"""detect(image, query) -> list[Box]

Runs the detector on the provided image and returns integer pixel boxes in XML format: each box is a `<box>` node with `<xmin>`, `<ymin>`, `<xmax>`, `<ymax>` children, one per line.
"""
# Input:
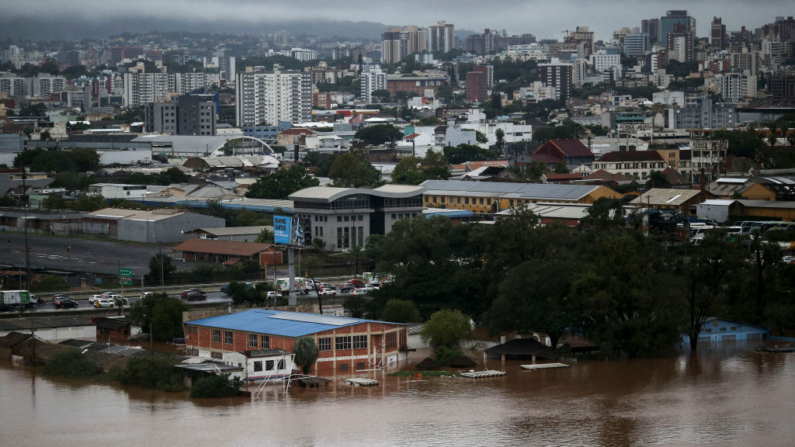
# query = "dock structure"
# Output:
<box><xmin>458</xmin><ymin>369</ymin><xmax>506</xmax><ymax>378</ymax></box>
<box><xmin>520</xmin><ymin>362</ymin><xmax>570</xmax><ymax>370</ymax></box>
<box><xmin>344</xmin><ymin>378</ymin><xmax>380</xmax><ymax>386</ymax></box>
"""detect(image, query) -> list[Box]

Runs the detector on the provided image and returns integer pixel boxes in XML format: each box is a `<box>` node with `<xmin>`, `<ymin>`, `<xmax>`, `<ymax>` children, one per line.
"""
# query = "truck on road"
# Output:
<box><xmin>0</xmin><ymin>290</ymin><xmax>34</xmax><ymax>312</ymax></box>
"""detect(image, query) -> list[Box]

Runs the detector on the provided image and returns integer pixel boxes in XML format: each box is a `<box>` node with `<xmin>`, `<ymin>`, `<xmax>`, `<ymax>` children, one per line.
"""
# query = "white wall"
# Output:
<box><xmin>98</xmin><ymin>149</ymin><xmax>153</xmax><ymax>166</ymax></box>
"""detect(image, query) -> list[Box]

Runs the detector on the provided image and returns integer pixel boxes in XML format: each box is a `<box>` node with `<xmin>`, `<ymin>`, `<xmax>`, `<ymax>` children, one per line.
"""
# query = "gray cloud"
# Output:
<box><xmin>1</xmin><ymin>0</ymin><xmax>792</xmax><ymax>40</ymax></box>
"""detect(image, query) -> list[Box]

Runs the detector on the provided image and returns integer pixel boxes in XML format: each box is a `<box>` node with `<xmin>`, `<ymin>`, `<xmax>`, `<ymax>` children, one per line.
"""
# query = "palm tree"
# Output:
<box><xmin>292</xmin><ymin>337</ymin><xmax>319</xmax><ymax>374</ymax></box>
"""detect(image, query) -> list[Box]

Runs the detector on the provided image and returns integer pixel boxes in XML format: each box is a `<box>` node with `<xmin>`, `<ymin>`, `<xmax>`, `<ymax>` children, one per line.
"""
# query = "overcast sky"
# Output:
<box><xmin>3</xmin><ymin>0</ymin><xmax>792</xmax><ymax>40</ymax></box>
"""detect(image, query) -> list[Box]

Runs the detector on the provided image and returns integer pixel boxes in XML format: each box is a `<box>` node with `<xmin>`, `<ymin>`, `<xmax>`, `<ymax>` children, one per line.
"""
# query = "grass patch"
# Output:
<box><xmin>388</xmin><ymin>370</ymin><xmax>453</xmax><ymax>377</ymax></box>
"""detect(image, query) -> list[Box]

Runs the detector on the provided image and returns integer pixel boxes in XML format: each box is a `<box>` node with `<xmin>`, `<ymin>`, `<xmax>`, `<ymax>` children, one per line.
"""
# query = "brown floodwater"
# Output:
<box><xmin>2</xmin><ymin>342</ymin><xmax>794</xmax><ymax>447</ymax></box>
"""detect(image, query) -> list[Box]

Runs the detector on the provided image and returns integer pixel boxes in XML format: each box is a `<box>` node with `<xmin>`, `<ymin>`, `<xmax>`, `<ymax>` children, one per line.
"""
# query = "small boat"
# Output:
<box><xmin>520</xmin><ymin>363</ymin><xmax>571</xmax><ymax>370</ymax></box>
<box><xmin>458</xmin><ymin>369</ymin><xmax>506</xmax><ymax>378</ymax></box>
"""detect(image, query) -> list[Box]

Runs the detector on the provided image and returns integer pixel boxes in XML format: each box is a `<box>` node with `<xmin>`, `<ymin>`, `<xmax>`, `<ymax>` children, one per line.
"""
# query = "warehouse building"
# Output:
<box><xmin>82</xmin><ymin>208</ymin><xmax>225</xmax><ymax>243</ymax></box>
<box><xmin>182</xmin><ymin>226</ymin><xmax>272</xmax><ymax>242</ymax></box>
<box><xmin>172</xmin><ymin>239</ymin><xmax>283</xmax><ymax>266</ymax></box>
<box><xmin>420</xmin><ymin>179</ymin><xmax>621</xmax><ymax>214</ymax></box>
<box><xmin>184</xmin><ymin>309</ymin><xmax>408</xmax><ymax>375</ymax></box>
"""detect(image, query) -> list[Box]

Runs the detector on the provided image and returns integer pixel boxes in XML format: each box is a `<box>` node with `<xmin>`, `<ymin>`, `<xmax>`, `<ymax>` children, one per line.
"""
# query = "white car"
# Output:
<box><xmin>89</xmin><ymin>294</ymin><xmax>104</xmax><ymax>304</ymax></box>
<box><xmin>94</xmin><ymin>298</ymin><xmax>115</xmax><ymax>308</ymax></box>
<box><xmin>351</xmin><ymin>288</ymin><xmax>368</xmax><ymax>296</ymax></box>
<box><xmin>266</xmin><ymin>291</ymin><xmax>282</xmax><ymax>300</ymax></box>
<box><xmin>318</xmin><ymin>288</ymin><xmax>337</xmax><ymax>297</ymax></box>
<box><xmin>364</xmin><ymin>284</ymin><xmax>380</xmax><ymax>291</ymax></box>
<box><xmin>102</xmin><ymin>292</ymin><xmax>121</xmax><ymax>299</ymax></box>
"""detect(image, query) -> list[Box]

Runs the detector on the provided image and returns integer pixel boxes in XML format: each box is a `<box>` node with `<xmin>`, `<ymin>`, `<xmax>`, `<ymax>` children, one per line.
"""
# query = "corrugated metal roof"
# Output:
<box><xmin>421</xmin><ymin>180</ymin><xmax>600</xmax><ymax>201</ymax></box>
<box><xmin>187</xmin><ymin>309</ymin><xmax>403</xmax><ymax>337</ymax></box>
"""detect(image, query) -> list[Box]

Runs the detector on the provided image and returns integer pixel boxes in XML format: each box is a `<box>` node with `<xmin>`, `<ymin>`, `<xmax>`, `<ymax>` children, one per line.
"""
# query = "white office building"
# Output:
<box><xmin>123</xmin><ymin>73</ymin><xmax>173</xmax><ymax>107</ymax></box>
<box><xmin>235</xmin><ymin>66</ymin><xmax>312</xmax><ymax>127</ymax></box>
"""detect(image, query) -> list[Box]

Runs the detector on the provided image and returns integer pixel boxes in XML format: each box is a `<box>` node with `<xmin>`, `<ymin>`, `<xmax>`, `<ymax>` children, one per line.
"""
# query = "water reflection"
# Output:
<box><xmin>1</xmin><ymin>342</ymin><xmax>794</xmax><ymax>447</ymax></box>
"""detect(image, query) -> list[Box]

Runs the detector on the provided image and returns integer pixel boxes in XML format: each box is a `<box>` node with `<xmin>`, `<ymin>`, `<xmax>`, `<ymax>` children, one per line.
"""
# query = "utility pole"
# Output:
<box><xmin>22</xmin><ymin>169</ymin><xmax>31</xmax><ymax>291</ymax></box>
<box><xmin>159</xmin><ymin>244</ymin><xmax>164</xmax><ymax>291</ymax></box>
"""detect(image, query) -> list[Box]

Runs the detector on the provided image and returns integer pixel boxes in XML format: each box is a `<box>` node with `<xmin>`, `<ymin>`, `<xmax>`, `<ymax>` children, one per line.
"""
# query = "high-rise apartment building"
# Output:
<box><xmin>145</xmin><ymin>95</ymin><xmax>217</xmax><ymax>136</ymax></box>
<box><xmin>360</xmin><ymin>64</ymin><xmax>386</xmax><ymax>103</ymax></box>
<box><xmin>568</xmin><ymin>26</ymin><xmax>595</xmax><ymax>57</ymax></box>
<box><xmin>123</xmin><ymin>73</ymin><xmax>173</xmax><ymax>107</ymax></box>
<box><xmin>660</xmin><ymin>10</ymin><xmax>696</xmax><ymax>45</ymax></box>
<box><xmin>381</xmin><ymin>26</ymin><xmax>426</xmax><ymax>64</ymax></box>
<box><xmin>0</xmin><ymin>73</ymin><xmax>27</xmax><ymax>97</ymax></box>
<box><xmin>428</xmin><ymin>21</ymin><xmax>455</xmax><ymax>53</ymax></box>
<box><xmin>667</xmin><ymin>27</ymin><xmax>696</xmax><ymax>62</ymax></box>
<box><xmin>721</xmin><ymin>73</ymin><xmax>756</xmax><ymax>102</ymax></box>
<box><xmin>730</xmin><ymin>48</ymin><xmax>758</xmax><ymax>76</ymax></box>
<box><xmin>235</xmin><ymin>66</ymin><xmax>311</xmax><ymax>127</ymax></box>
<box><xmin>203</xmin><ymin>55</ymin><xmax>236</xmax><ymax>82</ymax></box>
<box><xmin>174</xmin><ymin>72</ymin><xmax>208</xmax><ymax>94</ymax></box>
<box><xmin>539</xmin><ymin>60</ymin><xmax>573</xmax><ymax>100</ymax></box>
<box><xmin>711</xmin><ymin>17</ymin><xmax>727</xmax><ymax>50</ymax></box>
<box><xmin>30</xmin><ymin>74</ymin><xmax>66</xmax><ymax>97</ymax></box>
<box><xmin>466</xmin><ymin>66</ymin><xmax>491</xmax><ymax>102</ymax></box>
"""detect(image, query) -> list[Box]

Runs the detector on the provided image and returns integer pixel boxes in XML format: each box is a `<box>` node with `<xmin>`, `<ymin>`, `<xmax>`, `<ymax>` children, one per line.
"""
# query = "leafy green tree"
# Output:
<box><xmin>255</xmin><ymin>227</ymin><xmax>274</xmax><ymax>244</ymax></box>
<box><xmin>495</xmin><ymin>128</ymin><xmax>505</xmax><ymax>152</ymax></box>
<box><xmin>645</xmin><ymin>170</ymin><xmax>671</xmax><ymax>189</ymax></box>
<box><xmin>489</xmin><ymin>258</ymin><xmax>581</xmax><ymax>349</ymax></box>
<box><xmin>190</xmin><ymin>374</ymin><xmax>243</xmax><ymax>398</ymax></box>
<box><xmin>674</xmin><ymin>232</ymin><xmax>742</xmax><ymax>350</ymax></box>
<box><xmin>19</xmin><ymin>103</ymin><xmax>47</xmax><ymax>117</ymax></box>
<box><xmin>61</xmin><ymin>65</ymin><xmax>89</xmax><ymax>79</ymax></box>
<box><xmin>129</xmin><ymin>293</ymin><xmax>188</xmax><ymax>342</ymax></box>
<box><xmin>69</xmin><ymin>193</ymin><xmax>105</xmax><ymax>211</ymax></box>
<box><xmin>118</xmin><ymin>356</ymin><xmax>184</xmax><ymax>391</ymax></box>
<box><xmin>421</xmin><ymin>309</ymin><xmax>472</xmax><ymax>351</ymax></box>
<box><xmin>245</xmin><ymin>165</ymin><xmax>319</xmax><ymax>199</ymax></box>
<box><xmin>329</xmin><ymin>153</ymin><xmax>382</xmax><ymax>188</ymax></box>
<box><xmin>353</xmin><ymin>124</ymin><xmax>403</xmax><ymax>146</ymax></box>
<box><xmin>372</xmin><ymin>89</ymin><xmax>391</xmax><ymax>102</ymax></box>
<box><xmin>579</xmin><ymin>198</ymin><xmax>626</xmax><ymax>231</ymax></box>
<box><xmin>552</xmin><ymin>162</ymin><xmax>570</xmax><ymax>174</ymax></box>
<box><xmin>149</xmin><ymin>255</ymin><xmax>176</xmax><ymax>282</ymax></box>
<box><xmin>381</xmin><ymin>299</ymin><xmax>421</xmax><ymax>323</ymax></box>
<box><xmin>41</xmin><ymin>351</ymin><xmax>102</xmax><ymax>378</ymax></box>
<box><xmin>293</xmin><ymin>337</ymin><xmax>319</xmax><ymax>374</ymax></box>
<box><xmin>391</xmin><ymin>156</ymin><xmax>421</xmax><ymax>180</ymax></box>
<box><xmin>0</xmin><ymin>194</ymin><xmax>16</xmax><ymax>206</ymax></box>
<box><xmin>41</xmin><ymin>195</ymin><xmax>68</xmax><ymax>210</ymax></box>
<box><xmin>343</xmin><ymin>295</ymin><xmax>368</xmax><ymax>318</ymax></box>
<box><xmin>443</xmin><ymin>144</ymin><xmax>497</xmax><ymax>164</ymax></box>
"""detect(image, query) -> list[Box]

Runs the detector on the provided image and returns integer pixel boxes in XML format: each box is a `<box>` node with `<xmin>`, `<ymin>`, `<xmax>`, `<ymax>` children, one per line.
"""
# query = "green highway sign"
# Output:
<box><xmin>120</xmin><ymin>268</ymin><xmax>133</xmax><ymax>286</ymax></box>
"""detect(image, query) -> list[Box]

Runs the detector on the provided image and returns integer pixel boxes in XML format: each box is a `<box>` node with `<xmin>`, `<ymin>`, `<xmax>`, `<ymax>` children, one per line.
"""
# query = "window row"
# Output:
<box><xmin>317</xmin><ymin>335</ymin><xmax>368</xmax><ymax>352</ymax></box>
<box><xmin>252</xmin><ymin>359</ymin><xmax>286</xmax><ymax>372</ymax></box>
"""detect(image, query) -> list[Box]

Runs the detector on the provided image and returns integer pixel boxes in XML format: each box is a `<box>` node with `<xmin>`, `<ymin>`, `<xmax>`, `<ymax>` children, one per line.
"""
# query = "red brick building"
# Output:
<box><xmin>184</xmin><ymin>309</ymin><xmax>408</xmax><ymax>376</ymax></box>
<box><xmin>172</xmin><ymin>239</ymin><xmax>283</xmax><ymax>266</ymax></box>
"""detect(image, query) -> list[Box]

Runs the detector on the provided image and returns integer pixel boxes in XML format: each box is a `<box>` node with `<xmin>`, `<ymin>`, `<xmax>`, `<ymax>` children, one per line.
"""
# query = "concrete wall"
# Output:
<box><xmin>0</xmin><ymin>325</ymin><xmax>96</xmax><ymax>342</ymax></box>
<box><xmin>696</xmin><ymin>203</ymin><xmax>730</xmax><ymax>223</ymax></box>
<box><xmin>98</xmin><ymin>149</ymin><xmax>153</xmax><ymax>166</ymax></box>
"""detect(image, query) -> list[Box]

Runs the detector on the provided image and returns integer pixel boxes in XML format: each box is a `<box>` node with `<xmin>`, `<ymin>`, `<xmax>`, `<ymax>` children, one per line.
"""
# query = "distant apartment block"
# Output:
<box><xmin>539</xmin><ymin>60</ymin><xmax>573</xmax><ymax>100</ymax></box>
<box><xmin>111</xmin><ymin>46</ymin><xmax>143</xmax><ymax>64</ymax></box>
<box><xmin>123</xmin><ymin>72</ymin><xmax>209</xmax><ymax>108</ymax></box>
<box><xmin>235</xmin><ymin>66</ymin><xmax>312</xmax><ymax>127</ymax></box>
<box><xmin>145</xmin><ymin>95</ymin><xmax>216</xmax><ymax>136</ymax></box>
<box><xmin>360</xmin><ymin>65</ymin><xmax>386</xmax><ymax>103</ymax></box>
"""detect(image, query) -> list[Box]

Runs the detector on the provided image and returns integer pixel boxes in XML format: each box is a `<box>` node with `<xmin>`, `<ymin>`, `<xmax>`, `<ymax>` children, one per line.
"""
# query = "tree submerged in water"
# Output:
<box><xmin>293</xmin><ymin>337</ymin><xmax>319</xmax><ymax>374</ymax></box>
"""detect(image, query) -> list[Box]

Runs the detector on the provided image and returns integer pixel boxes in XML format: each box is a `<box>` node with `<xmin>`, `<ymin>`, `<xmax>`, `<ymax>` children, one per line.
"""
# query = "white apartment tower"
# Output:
<box><xmin>360</xmin><ymin>65</ymin><xmax>387</xmax><ymax>103</ymax></box>
<box><xmin>428</xmin><ymin>21</ymin><xmax>455</xmax><ymax>53</ymax></box>
<box><xmin>30</xmin><ymin>74</ymin><xmax>66</xmax><ymax>97</ymax></box>
<box><xmin>123</xmin><ymin>73</ymin><xmax>174</xmax><ymax>107</ymax></box>
<box><xmin>235</xmin><ymin>66</ymin><xmax>312</xmax><ymax>127</ymax></box>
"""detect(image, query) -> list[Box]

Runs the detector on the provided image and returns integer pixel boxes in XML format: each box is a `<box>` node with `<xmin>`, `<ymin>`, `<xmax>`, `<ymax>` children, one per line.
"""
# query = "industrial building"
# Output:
<box><xmin>420</xmin><ymin>180</ymin><xmax>621</xmax><ymax>213</ymax></box>
<box><xmin>184</xmin><ymin>309</ymin><xmax>408</xmax><ymax>375</ymax></box>
<box><xmin>82</xmin><ymin>208</ymin><xmax>225</xmax><ymax>243</ymax></box>
<box><xmin>182</xmin><ymin>226</ymin><xmax>272</xmax><ymax>242</ymax></box>
<box><xmin>172</xmin><ymin>239</ymin><xmax>283</xmax><ymax>266</ymax></box>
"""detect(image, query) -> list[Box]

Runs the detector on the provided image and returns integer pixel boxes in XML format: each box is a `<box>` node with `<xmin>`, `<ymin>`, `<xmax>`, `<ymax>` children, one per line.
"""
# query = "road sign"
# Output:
<box><xmin>120</xmin><ymin>268</ymin><xmax>133</xmax><ymax>286</ymax></box>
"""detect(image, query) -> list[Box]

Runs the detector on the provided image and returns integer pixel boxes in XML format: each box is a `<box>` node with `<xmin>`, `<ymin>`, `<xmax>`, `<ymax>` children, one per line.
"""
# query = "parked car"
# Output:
<box><xmin>351</xmin><ymin>288</ymin><xmax>368</xmax><ymax>296</ymax></box>
<box><xmin>340</xmin><ymin>284</ymin><xmax>357</xmax><ymax>293</ymax></box>
<box><xmin>318</xmin><ymin>288</ymin><xmax>337</xmax><ymax>297</ymax></box>
<box><xmin>54</xmin><ymin>296</ymin><xmax>79</xmax><ymax>309</ymax></box>
<box><xmin>782</xmin><ymin>255</ymin><xmax>795</xmax><ymax>265</ymax></box>
<box><xmin>266</xmin><ymin>291</ymin><xmax>281</xmax><ymax>300</ymax></box>
<box><xmin>347</xmin><ymin>279</ymin><xmax>365</xmax><ymax>288</ymax></box>
<box><xmin>94</xmin><ymin>298</ymin><xmax>115</xmax><ymax>308</ymax></box>
<box><xmin>181</xmin><ymin>289</ymin><xmax>207</xmax><ymax>301</ymax></box>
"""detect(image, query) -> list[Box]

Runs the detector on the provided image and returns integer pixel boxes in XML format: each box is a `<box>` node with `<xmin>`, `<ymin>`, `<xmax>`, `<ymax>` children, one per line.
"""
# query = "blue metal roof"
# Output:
<box><xmin>187</xmin><ymin>309</ymin><xmax>402</xmax><ymax>337</ymax></box>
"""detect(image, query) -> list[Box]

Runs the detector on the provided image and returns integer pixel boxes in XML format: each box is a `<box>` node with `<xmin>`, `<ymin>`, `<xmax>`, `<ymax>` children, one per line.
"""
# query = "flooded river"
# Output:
<box><xmin>2</xmin><ymin>342</ymin><xmax>794</xmax><ymax>447</ymax></box>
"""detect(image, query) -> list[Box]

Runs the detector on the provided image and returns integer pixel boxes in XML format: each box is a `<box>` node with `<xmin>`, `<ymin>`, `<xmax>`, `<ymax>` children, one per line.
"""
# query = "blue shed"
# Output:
<box><xmin>683</xmin><ymin>317</ymin><xmax>768</xmax><ymax>344</ymax></box>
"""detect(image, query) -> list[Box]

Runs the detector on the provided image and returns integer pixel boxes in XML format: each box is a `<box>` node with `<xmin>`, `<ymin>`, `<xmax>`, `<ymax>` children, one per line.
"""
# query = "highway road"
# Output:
<box><xmin>13</xmin><ymin>288</ymin><xmax>361</xmax><ymax>314</ymax></box>
<box><xmin>1</xmin><ymin>233</ymin><xmax>192</xmax><ymax>275</ymax></box>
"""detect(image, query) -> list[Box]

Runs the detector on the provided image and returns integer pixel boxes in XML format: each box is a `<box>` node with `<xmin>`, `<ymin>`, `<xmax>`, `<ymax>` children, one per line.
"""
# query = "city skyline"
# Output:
<box><xmin>1</xmin><ymin>0</ymin><xmax>793</xmax><ymax>41</ymax></box>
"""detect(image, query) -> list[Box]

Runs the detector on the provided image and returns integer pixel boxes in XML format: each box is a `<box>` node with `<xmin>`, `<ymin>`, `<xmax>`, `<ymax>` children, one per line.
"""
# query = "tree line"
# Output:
<box><xmin>364</xmin><ymin>200</ymin><xmax>795</xmax><ymax>357</ymax></box>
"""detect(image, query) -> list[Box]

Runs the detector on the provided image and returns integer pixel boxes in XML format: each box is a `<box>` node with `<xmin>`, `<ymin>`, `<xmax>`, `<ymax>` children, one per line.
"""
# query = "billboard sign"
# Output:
<box><xmin>274</xmin><ymin>215</ymin><xmax>292</xmax><ymax>245</ymax></box>
<box><xmin>120</xmin><ymin>268</ymin><xmax>133</xmax><ymax>286</ymax></box>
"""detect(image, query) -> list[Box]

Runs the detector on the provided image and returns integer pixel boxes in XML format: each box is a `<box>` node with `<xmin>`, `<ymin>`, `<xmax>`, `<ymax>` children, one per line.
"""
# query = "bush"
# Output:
<box><xmin>190</xmin><ymin>374</ymin><xmax>243</xmax><ymax>398</ymax></box>
<box><xmin>118</xmin><ymin>356</ymin><xmax>185</xmax><ymax>392</ymax></box>
<box><xmin>381</xmin><ymin>299</ymin><xmax>421</xmax><ymax>323</ymax></box>
<box><xmin>31</xmin><ymin>275</ymin><xmax>67</xmax><ymax>293</ymax></box>
<box><xmin>41</xmin><ymin>351</ymin><xmax>102</xmax><ymax>378</ymax></box>
<box><xmin>435</xmin><ymin>346</ymin><xmax>463</xmax><ymax>367</ymax></box>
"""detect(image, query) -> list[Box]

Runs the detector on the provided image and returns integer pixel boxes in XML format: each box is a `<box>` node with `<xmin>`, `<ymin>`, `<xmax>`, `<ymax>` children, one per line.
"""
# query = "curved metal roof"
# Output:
<box><xmin>289</xmin><ymin>184</ymin><xmax>425</xmax><ymax>203</ymax></box>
